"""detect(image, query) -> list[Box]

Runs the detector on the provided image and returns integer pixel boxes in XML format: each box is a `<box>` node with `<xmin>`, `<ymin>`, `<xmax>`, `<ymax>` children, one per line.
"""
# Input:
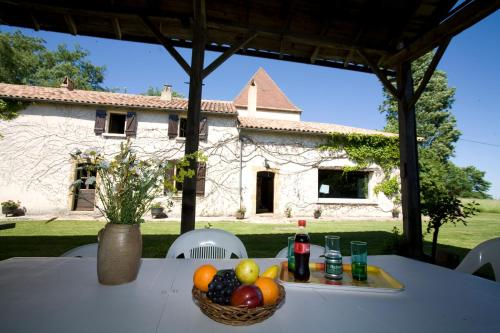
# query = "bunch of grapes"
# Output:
<box><xmin>206</xmin><ymin>269</ymin><xmax>241</xmax><ymax>305</ymax></box>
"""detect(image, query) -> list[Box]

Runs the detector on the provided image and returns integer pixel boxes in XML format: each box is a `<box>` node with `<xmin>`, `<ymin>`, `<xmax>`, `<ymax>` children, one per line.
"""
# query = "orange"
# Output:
<box><xmin>254</xmin><ymin>277</ymin><xmax>280</xmax><ymax>306</ymax></box>
<box><xmin>193</xmin><ymin>264</ymin><xmax>217</xmax><ymax>292</ymax></box>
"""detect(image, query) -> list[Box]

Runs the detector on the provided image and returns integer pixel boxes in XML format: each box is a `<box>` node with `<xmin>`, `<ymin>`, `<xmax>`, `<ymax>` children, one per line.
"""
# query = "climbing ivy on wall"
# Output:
<box><xmin>0</xmin><ymin>99</ymin><xmax>29</xmax><ymax>120</ymax></box>
<box><xmin>320</xmin><ymin>133</ymin><xmax>400</xmax><ymax>199</ymax></box>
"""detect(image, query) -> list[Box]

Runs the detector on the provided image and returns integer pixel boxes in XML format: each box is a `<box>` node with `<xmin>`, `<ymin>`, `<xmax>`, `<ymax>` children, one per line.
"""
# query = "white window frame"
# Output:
<box><xmin>103</xmin><ymin>111</ymin><xmax>127</xmax><ymax>137</ymax></box>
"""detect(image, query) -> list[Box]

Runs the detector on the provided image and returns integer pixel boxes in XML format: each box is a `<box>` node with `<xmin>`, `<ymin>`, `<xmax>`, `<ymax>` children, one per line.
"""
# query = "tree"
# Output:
<box><xmin>379</xmin><ymin>52</ymin><xmax>484</xmax><ymax>261</ymax></box>
<box><xmin>143</xmin><ymin>86</ymin><xmax>184</xmax><ymax>98</ymax></box>
<box><xmin>380</xmin><ymin>53</ymin><xmax>460</xmax><ymax>161</ymax></box>
<box><xmin>0</xmin><ymin>30</ymin><xmax>106</xmax><ymax>119</ymax></box>
<box><xmin>459</xmin><ymin>166</ymin><xmax>492</xmax><ymax>199</ymax></box>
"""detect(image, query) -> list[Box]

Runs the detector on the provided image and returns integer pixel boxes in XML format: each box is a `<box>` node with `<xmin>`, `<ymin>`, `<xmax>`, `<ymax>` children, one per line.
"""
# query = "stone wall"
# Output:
<box><xmin>0</xmin><ymin>103</ymin><xmax>394</xmax><ymax>218</ymax></box>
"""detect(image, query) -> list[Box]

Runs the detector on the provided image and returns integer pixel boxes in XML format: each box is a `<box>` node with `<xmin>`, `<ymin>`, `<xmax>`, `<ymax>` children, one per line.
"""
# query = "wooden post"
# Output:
<box><xmin>180</xmin><ymin>0</ymin><xmax>206</xmax><ymax>234</ymax></box>
<box><xmin>397</xmin><ymin>61</ymin><xmax>423</xmax><ymax>258</ymax></box>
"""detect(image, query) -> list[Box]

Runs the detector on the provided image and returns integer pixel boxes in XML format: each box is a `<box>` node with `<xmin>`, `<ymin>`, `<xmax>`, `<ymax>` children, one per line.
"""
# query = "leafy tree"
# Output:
<box><xmin>420</xmin><ymin>150</ymin><xmax>479</xmax><ymax>261</ymax></box>
<box><xmin>379</xmin><ymin>52</ymin><xmax>484</xmax><ymax>261</ymax></box>
<box><xmin>0</xmin><ymin>30</ymin><xmax>106</xmax><ymax>119</ymax></box>
<box><xmin>143</xmin><ymin>86</ymin><xmax>184</xmax><ymax>98</ymax></box>
<box><xmin>380</xmin><ymin>53</ymin><xmax>460</xmax><ymax>161</ymax></box>
<box><xmin>459</xmin><ymin>166</ymin><xmax>492</xmax><ymax>199</ymax></box>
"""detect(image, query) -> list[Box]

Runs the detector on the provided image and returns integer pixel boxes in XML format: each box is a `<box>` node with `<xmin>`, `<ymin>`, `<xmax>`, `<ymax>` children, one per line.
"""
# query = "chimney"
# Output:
<box><xmin>247</xmin><ymin>79</ymin><xmax>257</xmax><ymax>117</ymax></box>
<box><xmin>60</xmin><ymin>76</ymin><xmax>75</xmax><ymax>91</ymax></box>
<box><xmin>160</xmin><ymin>84</ymin><xmax>172</xmax><ymax>101</ymax></box>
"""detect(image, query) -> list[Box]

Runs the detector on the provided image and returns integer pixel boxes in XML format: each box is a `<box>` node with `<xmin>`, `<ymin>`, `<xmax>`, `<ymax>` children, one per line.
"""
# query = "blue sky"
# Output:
<box><xmin>1</xmin><ymin>11</ymin><xmax>499</xmax><ymax>198</ymax></box>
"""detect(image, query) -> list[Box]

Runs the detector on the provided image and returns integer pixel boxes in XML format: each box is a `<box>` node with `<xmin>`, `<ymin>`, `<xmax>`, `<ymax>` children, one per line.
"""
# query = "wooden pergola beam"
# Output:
<box><xmin>29</xmin><ymin>11</ymin><xmax>40</xmax><ymax>31</ymax></box>
<box><xmin>397</xmin><ymin>61</ymin><xmax>423</xmax><ymax>258</ymax></box>
<box><xmin>344</xmin><ymin>29</ymin><xmax>364</xmax><ymax>67</ymax></box>
<box><xmin>409</xmin><ymin>39</ymin><xmax>450</xmax><ymax>109</ymax></box>
<box><xmin>112</xmin><ymin>17</ymin><xmax>122</xmax><ymax>40</ymax></box>
<box><xmin>64</xmin><ymin>14</ymin><xmax>77</xmax><ymax>36</ymax></box>
<box><xmin>180</xmin><ymin>0</ymin><xmax>206</xmax><ymax>234</ymax></box>
<box><xmin>140</xmin><ymin>16</ymin><xmax>191</xmax><ymax>76</ymax></box>
<box><xmin>381</xmin><ymin>0</ymin><xmax>500</xmax><ymax>67</ymax></box>
<box><xmin>357</xmin><ymin>49</ymin><xmax>399</xmax><ymax>99</ymax></box>
<box><xmin>202</xmin><ymin>31</ymin><xmax>258</xmax><ymax>79</ymax></box>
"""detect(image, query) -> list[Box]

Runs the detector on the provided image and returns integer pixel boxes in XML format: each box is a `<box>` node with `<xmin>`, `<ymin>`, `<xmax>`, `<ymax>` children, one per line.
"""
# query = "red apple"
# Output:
<box><xmin>230</xmin><ymin>285</ymin><xmax>263</xmax><ymax>308</ymax></box>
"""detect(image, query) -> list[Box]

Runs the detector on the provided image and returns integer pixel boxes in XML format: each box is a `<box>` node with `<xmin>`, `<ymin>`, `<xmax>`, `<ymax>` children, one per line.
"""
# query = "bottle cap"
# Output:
<box><xmin>298</xmin><ymin>220</ymin><xmax>306</xmax><ymax>227</ymax></box>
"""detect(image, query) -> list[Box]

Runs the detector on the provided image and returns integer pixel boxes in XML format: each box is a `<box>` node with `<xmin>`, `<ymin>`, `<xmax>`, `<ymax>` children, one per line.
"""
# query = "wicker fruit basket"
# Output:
<box><xmin>192</xmin><ymin>284</ymin><xmax>286</xmax><ymax>326</ymax></box>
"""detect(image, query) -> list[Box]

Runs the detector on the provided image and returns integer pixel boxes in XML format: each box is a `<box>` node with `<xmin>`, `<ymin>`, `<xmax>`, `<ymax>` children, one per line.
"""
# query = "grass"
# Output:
<box><xmin>1</xmin><ymin>213</ymin><xmax>499</xmax><ymax>263</ymax></box>
<box><xmin>461</xmin><ymin>198</ymin><xmax>500</xmax><ymax>214</ymax></box>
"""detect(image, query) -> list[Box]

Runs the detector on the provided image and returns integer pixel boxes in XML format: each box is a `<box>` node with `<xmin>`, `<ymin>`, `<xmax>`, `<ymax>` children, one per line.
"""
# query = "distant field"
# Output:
<box><xmin>461</xmin><ymin>198</ymin><xmax>500</xmax><ymax>214</ymax></box>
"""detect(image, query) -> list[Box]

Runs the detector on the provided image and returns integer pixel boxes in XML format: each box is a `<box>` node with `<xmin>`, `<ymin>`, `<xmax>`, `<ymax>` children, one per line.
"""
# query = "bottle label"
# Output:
<box><xmin>294</xmin><ymin>242</ymin><xmax>310</xmax><ymax>254</ymax></box>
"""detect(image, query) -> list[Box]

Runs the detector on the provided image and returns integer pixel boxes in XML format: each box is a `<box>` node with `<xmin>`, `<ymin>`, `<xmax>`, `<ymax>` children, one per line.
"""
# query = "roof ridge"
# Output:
<box><xmin>237</xmin><ymin>116</ymin><xmax>396</xmax><ymax>137</ymax></box>
<box><xmin>0</xmin><ymin>82</ymin><xmax>237</xmax><ymax>114</ymax></box>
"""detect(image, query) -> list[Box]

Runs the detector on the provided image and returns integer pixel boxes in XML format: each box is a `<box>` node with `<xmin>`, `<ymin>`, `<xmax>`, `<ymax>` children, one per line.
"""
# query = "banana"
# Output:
<box><xmin>261</xmin><ymin>265</ymin><xmax>279</xmax><ymax>280</ymax></box>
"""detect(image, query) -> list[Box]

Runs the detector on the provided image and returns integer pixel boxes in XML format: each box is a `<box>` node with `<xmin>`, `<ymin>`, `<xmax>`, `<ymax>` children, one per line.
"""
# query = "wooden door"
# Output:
<box><xmin>73</xmin><ymin>163</ymin><xmax>96</xmax><ymax>211</ymax></box>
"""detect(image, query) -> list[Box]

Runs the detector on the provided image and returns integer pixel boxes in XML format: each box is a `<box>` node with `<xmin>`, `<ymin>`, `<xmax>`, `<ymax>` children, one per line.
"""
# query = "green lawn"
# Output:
<box><xmin>1</xmin><ymin>213</ymin><xmax>498</xmax><ymax>263</ymax></box>
<box><xmin>461</xmin><ymin>198</ymin><xmax>500</xmax><ymax>214</ymax></box>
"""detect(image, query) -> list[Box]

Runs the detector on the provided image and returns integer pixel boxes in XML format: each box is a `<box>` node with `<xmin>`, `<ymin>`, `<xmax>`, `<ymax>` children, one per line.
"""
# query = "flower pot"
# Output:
<box><xmin>97</xmin><ymin>223</ymin><xmax>142</xmax><ymax>285</ymax></box>
<box><xmin>392</xmin><ymin>210</ymin><xmax>400</xmax><ymax>218</ymax></box>
<box><xmin>235</xmin><ymin>211</ymin><xmax>245</xmax><ymax>219</ymax></box>
<box><xmin>313</xmin><ymin>212</ymin><xmax>321</xmax><ymax>219</ymax></box>
<box><xmin>151</xmin><ymin>207</ymin><xmax>164</xmax><ymax>218</ymax></box>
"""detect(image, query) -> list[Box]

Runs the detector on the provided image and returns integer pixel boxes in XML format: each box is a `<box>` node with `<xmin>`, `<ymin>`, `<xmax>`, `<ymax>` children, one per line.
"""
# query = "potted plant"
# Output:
<box><xmin>392</xmin><ymin>195</ymin><xmax>401</xmax><ymax>218</ymax></box>
<box><xmin>313</xmin><ymin>206</ymin><xmax>322</xmax><ymax>219</ymax></box>
<box><xmin>73</xmin><ymin>141</ymin><xmax>175</xmax><ymax>285</ymax></box>
<box><xmin>1</xmin><ymin>200</ymin><xmax>20</xmax><ymax>217</ymax></box>
<box><xmin>151</xmin><ymin>202</ymin><xmax>165</xmax><ymax>218</ymax></box>
<box><xmin>235</xmin><ymin>207</ymin><xmax>246</xmax><ymax>219</ymax></box>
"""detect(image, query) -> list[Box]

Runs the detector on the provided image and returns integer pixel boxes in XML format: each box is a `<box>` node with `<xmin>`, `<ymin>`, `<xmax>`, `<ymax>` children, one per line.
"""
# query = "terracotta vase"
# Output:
<box><xmin>97</xmin><ymin>223</ymin><xmax>142</xmax><ymax>285</ymax></box>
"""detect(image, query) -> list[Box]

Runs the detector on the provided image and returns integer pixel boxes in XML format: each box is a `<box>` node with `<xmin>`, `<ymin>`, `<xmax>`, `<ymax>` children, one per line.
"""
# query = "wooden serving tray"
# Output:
<box><xmin>279</xmin><ymin>261</ymin><xmax>404</xmax><ymax>293</ymax></box>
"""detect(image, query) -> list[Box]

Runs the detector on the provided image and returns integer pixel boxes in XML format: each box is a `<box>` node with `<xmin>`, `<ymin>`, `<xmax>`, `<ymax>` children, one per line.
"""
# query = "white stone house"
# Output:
<box><xmin>0</xmin><ymin>68</ymin><xmax>396</xmax><ymax>218</ymax></box>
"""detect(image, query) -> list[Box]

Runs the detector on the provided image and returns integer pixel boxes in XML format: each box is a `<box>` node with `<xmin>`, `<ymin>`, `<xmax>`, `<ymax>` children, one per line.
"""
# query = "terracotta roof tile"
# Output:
<box><xmin>238</xmin><ymin>116</ymin><xmax>397</xmax><ymax>137</ymax></box>
<box><xmin>0</xmin><ymin>83</ymin><xmax>236</xmax><ymax>114</ymax></box>
<box><xmin>234</xmin><ymin>68</ymin><xmax>301</xmax><ymax>112</ymax></box>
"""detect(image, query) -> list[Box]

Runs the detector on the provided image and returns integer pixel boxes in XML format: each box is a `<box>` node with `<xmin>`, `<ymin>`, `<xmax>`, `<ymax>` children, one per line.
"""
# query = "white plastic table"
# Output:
<box><xmin>0</xmin><ymin>256</ymin><xmax>499</xmax><ymax>332</ymax></box>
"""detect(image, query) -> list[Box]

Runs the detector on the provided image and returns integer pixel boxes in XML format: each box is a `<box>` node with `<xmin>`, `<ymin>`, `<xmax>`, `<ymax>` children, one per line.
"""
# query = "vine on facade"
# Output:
<box><xmin>0</xmin><ymin>99</ymin><xmax>30</xmax><ymax>120</ymax></box>
<box><xmin>320</xmin><ymin>133</ymin><xmax>400</xmax><ymax>200</ymax></box>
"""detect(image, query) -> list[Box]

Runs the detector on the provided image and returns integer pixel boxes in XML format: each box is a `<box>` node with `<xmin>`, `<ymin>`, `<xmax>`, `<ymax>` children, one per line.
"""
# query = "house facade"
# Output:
<box><xmin>0</xmin><ymin>68</ymin><xmax>396</xmax><ymax>218</ymax></box>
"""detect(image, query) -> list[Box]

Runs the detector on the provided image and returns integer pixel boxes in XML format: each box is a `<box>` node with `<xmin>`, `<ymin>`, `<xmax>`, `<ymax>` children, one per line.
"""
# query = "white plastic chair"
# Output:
<box><xmin>275</xmin><ymin>244</ymin><xmax>325</xmax><ymax>258</ymax></box>
<box><xmin>455</xmin><ymin>237</ymin><xmax>500</xmax><ymax>282</ymax></box>
<box><xmin>61</xmin><ymin>243</ymin><xmax>98</xmax><ymax>257</ymax></box>
<box><xmin>166</xmin><ymin>229</ymin><xmax>248</xmax><ymax>259</ymax></box>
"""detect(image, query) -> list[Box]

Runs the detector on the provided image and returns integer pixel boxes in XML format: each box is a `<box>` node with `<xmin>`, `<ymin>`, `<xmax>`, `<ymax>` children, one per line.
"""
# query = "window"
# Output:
<box><xmin>164</xmin><ymin>160</ymin><xmax>206</xmax><ymax>196</ymax></box>
<box><xmin>318</xmin><ymin>170</ymin><xmax>369</xmax><ymax>199</ymax></box>
<box><xmin>179</xmin><ymin>118</ymin><xmax>187</xmax><ymax>138</ymax></box>
<box><xmin>108</xmin><ymin>113</ymin><xmax>126</xmax><ymax>134</ymax></box>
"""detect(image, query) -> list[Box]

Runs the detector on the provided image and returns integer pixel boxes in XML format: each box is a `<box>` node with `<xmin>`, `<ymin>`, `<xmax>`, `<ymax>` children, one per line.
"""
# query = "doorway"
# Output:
<box><xmin>72</xmin><ymin>163</ymin><xmax>96</xmax><ymax>211</ymax></box>
<box><xmin>256</xmin><ymin>171</ymin><xmax>274</xmax><ymax>214</ymax></box>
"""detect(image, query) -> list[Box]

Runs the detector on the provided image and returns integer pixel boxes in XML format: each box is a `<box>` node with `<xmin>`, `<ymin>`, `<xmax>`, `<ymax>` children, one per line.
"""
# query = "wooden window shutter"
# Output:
<box><xmin>199</xmin><ymin>117</ymin><xmax>208</xmax><ymax>141</ymax></box>
<box><xmin>196</xmin><ymin>162</ymin><xmax>206</xmax><ymax>196</ymax></box>
<box><xmin>168</xmin><ymin>115</ymin><xmax>179</xmax><ymax>138</ymax></box>
<box><xmin>94</xmin><ymin>110</ymin><xmax>106</xmax><ymax>135</ymax></box>
<box><xmin>125</xmin><ymin>112</ymin><xmax>138</xmax><ymax>137</ymax></box>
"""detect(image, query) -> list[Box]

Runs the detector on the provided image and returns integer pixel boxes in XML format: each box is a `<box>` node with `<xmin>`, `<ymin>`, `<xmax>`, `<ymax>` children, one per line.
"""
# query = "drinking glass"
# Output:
<box><xmin>324</xmin><ymin>236</ymin><xmax>343</xmax><ymax>280</ymax></box>
<box><xmin>325</xmin><ymin>235</ymin><xmax>340</xmax><ymax>255</ymax></box>
<box><xmin>350</xmin><ymin>241</ymin><xmax>367</xmax><ymax>281</ymax></box>
<box><xmin>287</xmin><ymin>236</ymin><xmax>295</xmax><ymax>272</ymax></box>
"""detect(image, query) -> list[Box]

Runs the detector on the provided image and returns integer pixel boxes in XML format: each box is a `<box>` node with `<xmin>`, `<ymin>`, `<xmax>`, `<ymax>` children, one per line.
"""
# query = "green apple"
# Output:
<box><xmin>235</xmin><ymin>259</ymin><xmax>260</xmax><ymax>284</ymax></box>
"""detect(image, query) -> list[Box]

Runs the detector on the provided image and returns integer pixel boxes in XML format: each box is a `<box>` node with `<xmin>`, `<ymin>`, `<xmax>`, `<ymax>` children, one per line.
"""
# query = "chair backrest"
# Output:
<box><xmin>61</xmin><ymin>243</ymin><xmax>98</xmax><ymax>257</ymax></box>
<box><xmin>455</xmin><ymin>237</ymin><xmax>500</xmax><ymax>282</ymax></box>
<box><xmin>166</xmin><ymin>229</ymin><xmax>248</xmax><ymax>259</ymax></box>
<box><xmin>275</xmin><ymin>244</ymin><xmax>325</xmax><ymax>258</ymax></box>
